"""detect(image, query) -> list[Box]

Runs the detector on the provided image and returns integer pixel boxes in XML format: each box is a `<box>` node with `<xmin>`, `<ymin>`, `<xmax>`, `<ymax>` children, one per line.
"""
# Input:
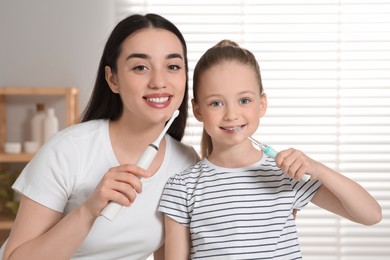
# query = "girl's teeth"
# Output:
<box><xmin>147</xmin><ymin>97</ymin><xmax>169</xmax><ymax>103</ymax></box>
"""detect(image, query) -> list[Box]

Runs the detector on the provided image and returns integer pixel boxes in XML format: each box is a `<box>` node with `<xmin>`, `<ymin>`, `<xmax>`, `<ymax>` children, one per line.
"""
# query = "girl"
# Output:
<box><xmin>158</xmin><ymin>40</ymin><xmax>382</xmax><ymax>259</ymax></box>
<box><xmin>1</xmin><ymin>14</ymin><xmax>199</xmax><ymax>259</ymax></box>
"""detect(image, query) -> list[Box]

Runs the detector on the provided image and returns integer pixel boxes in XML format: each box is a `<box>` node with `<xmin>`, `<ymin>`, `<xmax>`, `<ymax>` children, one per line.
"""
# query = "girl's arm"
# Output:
<box><xmin>276</xmin><ymin>148</ymin><xmax>382</xmax><ymax>226</ymax></box>
<box><xmin>164</xmin><ymin>215</ymin><xmax>190</xmax><ymax>260</ymax></box>
<box><xmin>154</xmin><ymin>244</ymin><xmax>165</xmax><ymax>260</ymax></box>
<box><xmin>310</xmin><ymin>163</ymin><xmax>382</xmax><ymax>225</ymax></box>
<box><xmin>3</xmin><ymin>164</ymin><xmax>149</xmax><ymax>260</ymax></box>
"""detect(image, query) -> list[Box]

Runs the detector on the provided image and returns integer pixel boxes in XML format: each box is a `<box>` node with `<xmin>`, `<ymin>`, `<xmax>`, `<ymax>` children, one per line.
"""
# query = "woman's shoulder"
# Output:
<box><xmin>166</xmin><ymin>135</ymin><xmax>200</xmax><ymax>161</ymax></box>
<box><xmin>40</xmin><ymin>119</ymin><xmax>109</xmax><ymax>154</ymax></box>
<box><xmin>61</xmin><ymin>119</ymin><xmax>108</xmax><ymax>136</ymax></box>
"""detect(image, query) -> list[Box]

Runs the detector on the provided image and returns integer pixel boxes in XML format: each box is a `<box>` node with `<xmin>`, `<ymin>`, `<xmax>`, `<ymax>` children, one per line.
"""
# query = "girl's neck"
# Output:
<box><xmin>207</xmin><ymin>141</ymin><xmax>263</xmax><ymax>168</ymax></box>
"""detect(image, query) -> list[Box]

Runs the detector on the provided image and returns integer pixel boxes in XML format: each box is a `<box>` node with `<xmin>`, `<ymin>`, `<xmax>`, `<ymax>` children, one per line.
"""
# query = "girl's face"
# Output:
<box><xmin>193</xmin><ymin>61</ymin><xmax>267</xmax><ymax>149</ymax></box>
<box><xmin>105</xmin><ymin>28</ymin><xmax>186</xmax><ymax>124</ymax></box>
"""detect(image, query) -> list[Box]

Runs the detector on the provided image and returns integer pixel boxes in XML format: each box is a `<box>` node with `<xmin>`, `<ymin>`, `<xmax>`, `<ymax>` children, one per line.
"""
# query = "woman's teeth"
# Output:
<box><xmin>147</xmin><ymin>97</ymin><xmax>169</xmax><ymax>103</ymax></box>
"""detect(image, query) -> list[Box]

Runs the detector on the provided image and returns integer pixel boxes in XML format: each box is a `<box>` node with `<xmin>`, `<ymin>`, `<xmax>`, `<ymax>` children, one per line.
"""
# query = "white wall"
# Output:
<box><xmin>0</xmin><ymin>0</ymin><xmax>115</xmax><ymax>142</ymax></box>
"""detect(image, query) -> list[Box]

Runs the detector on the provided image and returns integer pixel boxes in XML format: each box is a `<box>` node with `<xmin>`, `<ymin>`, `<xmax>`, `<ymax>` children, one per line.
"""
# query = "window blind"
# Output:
<box><xmin>116</xmin><ymin>1</ymin><xmax>390</xmax><ymax>259</ymax></box>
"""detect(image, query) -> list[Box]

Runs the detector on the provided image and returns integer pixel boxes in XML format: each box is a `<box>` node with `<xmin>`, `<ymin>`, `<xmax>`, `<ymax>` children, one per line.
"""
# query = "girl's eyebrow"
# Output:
<box><xmin>126</xmin><ymin>53</ymin><xmax>183</xmax><ymax>61</ymax></box>
<box><xmin>204</xmin><ymin>90</ymin><xmax>257</xmax><ymax>99</ymax></box>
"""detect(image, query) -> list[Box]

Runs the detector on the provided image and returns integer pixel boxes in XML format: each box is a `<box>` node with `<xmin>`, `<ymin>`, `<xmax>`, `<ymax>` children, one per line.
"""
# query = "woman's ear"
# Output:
<box><xmin>191</xmin><ymin>99</ymin><xmax>203</xmax><ymax>122</ymax></box>
<box><xmin>105</xmin><ymin>66</ymin><xmax>119</xmax><ymax>93</ymax></box>
<box><xmin>259</xmin><ymin>93</ymin><xmax>268</xmax><ymax>117</ymax></box>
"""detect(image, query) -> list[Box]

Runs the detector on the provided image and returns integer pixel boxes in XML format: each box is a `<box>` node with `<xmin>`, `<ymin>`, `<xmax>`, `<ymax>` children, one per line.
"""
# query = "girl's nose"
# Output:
<box><xmin>223</xmin><ymin>104</ymin><xmax>239</xmax><ymax>121</ymax></box>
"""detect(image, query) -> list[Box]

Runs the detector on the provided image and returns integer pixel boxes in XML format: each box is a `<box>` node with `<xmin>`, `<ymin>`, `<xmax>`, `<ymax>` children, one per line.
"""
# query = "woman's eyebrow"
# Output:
<box><xmin>167</xmin><ymin>53</ymin><xmax>183</xmax><ymax>60</ymax></box>
<box><xmin>126</xmin><ymin>53</ymin><xmax>149</xmax><ymax>60</ymax></box>
<box><xmin>126</xmin><ymin>53</ymin><xmax>183</xmax><ymax>61</ymax></box>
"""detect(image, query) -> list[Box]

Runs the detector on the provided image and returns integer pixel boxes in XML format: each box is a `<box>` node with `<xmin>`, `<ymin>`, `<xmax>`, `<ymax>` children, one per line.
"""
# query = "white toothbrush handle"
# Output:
<box><xmin>263</xmin><ymin>145</ymin><xmax>310</xmax><ymax>182</ymax></box>
<box><xmin>100</xmin><ymin>145</ymin><xmax>158</xmax><ymax>221</ymax></box>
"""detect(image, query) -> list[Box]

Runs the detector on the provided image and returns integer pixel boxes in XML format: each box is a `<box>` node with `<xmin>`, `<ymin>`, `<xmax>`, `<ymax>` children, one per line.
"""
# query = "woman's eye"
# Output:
<box><xmin>168</xmin><ymin>64</ymin><xmax>181</xmax><ymax>71</ymax></box>
<box><xmin>239</xmin><ymin>98</ymin><xmax>251</xmax><ymax>105</ymax></box>
<box><xmin>133</xmin><ymin>65</ymin><xmax>148</xmax><ymax>71</ymax></box>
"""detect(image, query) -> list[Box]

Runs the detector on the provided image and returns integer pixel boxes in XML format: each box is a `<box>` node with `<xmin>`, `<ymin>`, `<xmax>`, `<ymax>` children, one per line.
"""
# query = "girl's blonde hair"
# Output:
<box><xmin>192</xmin><ymin>39</ymin><xmax>264</xmax><ymax>158</ymax></box>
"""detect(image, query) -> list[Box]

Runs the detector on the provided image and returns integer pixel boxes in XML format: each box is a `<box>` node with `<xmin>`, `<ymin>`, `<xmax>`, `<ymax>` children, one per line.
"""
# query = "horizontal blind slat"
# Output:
<box><xmin>117</xmin><ymin>1</ymin><xmax>390</xmax><ymax>259</ymax></box>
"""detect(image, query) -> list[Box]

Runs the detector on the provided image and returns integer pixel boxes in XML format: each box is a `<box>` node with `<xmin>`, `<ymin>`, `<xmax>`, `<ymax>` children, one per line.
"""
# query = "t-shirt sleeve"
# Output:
<box><xmin>12</xmin><ymin>134</ymin><xmax>78</xmax><ymax>213</ymax></box>
<box><xmin>158</xmin><ymin>173</ymin><xmax>191</xmax><ymax>226</ymax></box>
<box><xmin>291</xmin><ymin>178</ymin><xmax>321</xmax><ymax>210</ymax></box>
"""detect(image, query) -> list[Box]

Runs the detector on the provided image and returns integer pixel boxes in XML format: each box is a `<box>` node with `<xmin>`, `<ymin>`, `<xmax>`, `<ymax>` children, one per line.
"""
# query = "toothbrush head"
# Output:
<box><xmin>171</xmin><ymin>109</ymin><xmax>179</xmax><ymax>119</ymax></box>
<box><xmin>152</xmin><ymin>110</ymin><xmax>180</xmax><ymax>146</ymax></box>
<box><xmin>233</xmin><ymin>126</ymin><xmax>242</xmax><ymax>134</ymax></box>
<box><xmin>234</xmin><ymin>126</ymin><xmax>265</xmax><ymax>149</ymax></box>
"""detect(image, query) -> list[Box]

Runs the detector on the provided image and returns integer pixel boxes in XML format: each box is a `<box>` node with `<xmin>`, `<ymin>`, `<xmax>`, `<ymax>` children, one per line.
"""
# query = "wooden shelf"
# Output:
<box><xmin>0</xmin><ymin>216</ymin><xmax>14</xmax><ymax>230</ymax></box>
<box><xmin>0</xmin><ymin>86</ymin><xmax>79</xmax><ymax>161</ymax></box>
<box><xmin>0</xmin><ymin>153</ymin><xmax>34</xmax><ymax>163</ymax></box>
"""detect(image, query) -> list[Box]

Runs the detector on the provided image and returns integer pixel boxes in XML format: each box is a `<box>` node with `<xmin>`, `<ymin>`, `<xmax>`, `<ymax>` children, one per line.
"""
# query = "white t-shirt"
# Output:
<box><xmin>159</xmin><ymin>156</ymin><xmax>321</xmax><ymax>259</ymax></box>
<box><xmin>1</xmin><ymin>120</ymin><xmax>199</xmax><ymax>260</ymax></box>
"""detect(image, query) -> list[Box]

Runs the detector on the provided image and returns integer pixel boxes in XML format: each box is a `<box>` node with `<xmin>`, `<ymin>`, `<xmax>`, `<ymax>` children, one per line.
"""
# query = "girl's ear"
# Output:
<box><xmin>259</xmin><ymin>93</ymin><xmax>268</xmax><ymax>117</ymax></box>
<box><xmin>191</xmin><ymin>99</ymin><xmax>204</xmax><ymax>122</ymax></box>
<box><xmin>105</xmin><ymin>66</ymin><xmax>120</xmax><ymax>94</ymax></box>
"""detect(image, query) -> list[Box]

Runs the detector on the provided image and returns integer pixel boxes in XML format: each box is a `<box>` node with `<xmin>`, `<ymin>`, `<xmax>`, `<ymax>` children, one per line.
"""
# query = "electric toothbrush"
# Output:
<box><xmin>234</xmin><ymin>127</ymin><xmax>310</xmax><ymax>182</ymax></box>
<box><xmin>100</xmin><ymin>110</ymin><xmax>180</xmax><ymax>221</ymax></box>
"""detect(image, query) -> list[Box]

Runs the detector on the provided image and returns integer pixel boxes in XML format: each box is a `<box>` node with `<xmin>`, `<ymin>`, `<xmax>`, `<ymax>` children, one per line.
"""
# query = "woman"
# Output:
<box><xmin>1</xmin><ymin>13</ymin><xmax>199</xmax><ymax>260</ymax></box>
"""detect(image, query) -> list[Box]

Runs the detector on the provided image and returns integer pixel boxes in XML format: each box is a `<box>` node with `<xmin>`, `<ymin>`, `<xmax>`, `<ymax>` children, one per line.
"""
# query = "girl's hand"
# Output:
<box><xmin>275</xmin><ymin>148</ymin><xmax>320</xmax><ymax>180</ymax></box>
<box><xmin>84</xmin><ymin>164</ymin><xmax>149</xmax><ymax>218</ymax></box>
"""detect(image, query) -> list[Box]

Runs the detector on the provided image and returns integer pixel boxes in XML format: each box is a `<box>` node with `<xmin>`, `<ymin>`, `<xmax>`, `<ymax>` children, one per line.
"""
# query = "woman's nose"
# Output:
<box><xmin>148</xmin><ymin>70</ymin><xmax>166</xmax><ymax>89</ymax></box>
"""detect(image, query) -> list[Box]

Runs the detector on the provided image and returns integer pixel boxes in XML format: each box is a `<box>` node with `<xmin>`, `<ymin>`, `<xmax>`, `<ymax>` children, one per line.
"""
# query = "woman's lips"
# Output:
<box><xmin>143</xmin><ymin>94</ymin><xmax>172</xmax><ymax>108</ymax></box>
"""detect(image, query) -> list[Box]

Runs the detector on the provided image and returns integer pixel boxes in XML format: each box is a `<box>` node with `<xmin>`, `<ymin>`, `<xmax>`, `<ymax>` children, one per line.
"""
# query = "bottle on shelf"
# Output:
<box><xmin>43</xmin><ymin>107</ymin><xmax>58</xmax><ymax>143</ymax></box>
<box><xmin>30</xmin><ymin>103</ymin><xmax>45</xmax><ymax>147</ymax></box>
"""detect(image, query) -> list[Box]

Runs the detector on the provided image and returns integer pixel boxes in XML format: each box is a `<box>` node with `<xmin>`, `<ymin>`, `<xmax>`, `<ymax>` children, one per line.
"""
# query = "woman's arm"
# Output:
<box><xmin>276</xmin><ymin>148</ymin><xmax>382</xmax><ymax>226</ymax></box>
<box><xmin>3</xmin><ymin>164</ymin><xmax>149</xmax><ymax>260</ymax></box>
<box><xmin>3</xmin><ymin>196</ymin><xmax>95</xmax><ymax>260</ymax></box>
<box><xmin>164</xmin><ymin>215</ymin><xmax>190</xmax><ymax>260</ymax></box>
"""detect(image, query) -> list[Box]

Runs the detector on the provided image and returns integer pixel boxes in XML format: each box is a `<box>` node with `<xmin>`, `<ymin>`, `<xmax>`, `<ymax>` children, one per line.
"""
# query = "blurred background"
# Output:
<box><xmin>1</xmin><ymin>0</ymin><xmax>389</xmax><ymax>259</ymax></box>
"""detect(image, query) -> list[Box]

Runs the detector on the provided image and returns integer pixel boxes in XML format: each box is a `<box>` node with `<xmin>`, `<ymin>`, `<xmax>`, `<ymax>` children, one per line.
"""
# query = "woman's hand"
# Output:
<box><xmin>84</xmin><ymin>164</ymin><xmax>150</xmax><ymax>218</ymax></box>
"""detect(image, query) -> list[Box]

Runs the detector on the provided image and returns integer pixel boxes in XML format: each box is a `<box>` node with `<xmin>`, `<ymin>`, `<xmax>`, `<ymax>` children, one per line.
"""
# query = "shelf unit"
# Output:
<box><xmin>0</xmin><ymin>87</ymin><xmax>79</xmax><ymax>237</ymax></box>
<box><xmin>0</xmin><ymin>87</ymin><xmax>79</xmax><ymax>163</ymax></box>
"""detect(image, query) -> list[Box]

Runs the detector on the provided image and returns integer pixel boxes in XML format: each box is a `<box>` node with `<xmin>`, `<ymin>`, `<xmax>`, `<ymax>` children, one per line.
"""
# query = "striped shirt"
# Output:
<box><xmin>158</xmin><ymin>155</ymin><xmax>321</xmax><ymax>259</ymax></box>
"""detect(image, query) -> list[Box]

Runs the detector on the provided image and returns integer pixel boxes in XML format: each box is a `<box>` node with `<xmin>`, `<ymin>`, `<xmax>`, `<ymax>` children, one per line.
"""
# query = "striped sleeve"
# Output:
<box><xmin>292</xmin><ymin>178</ymin><xmax>321</xmax><ymax>210</ymax></box>
<box><xmin>158</xmin><ymin>172</ymin><xmax>191</xmax><ymax>226</ymax></box>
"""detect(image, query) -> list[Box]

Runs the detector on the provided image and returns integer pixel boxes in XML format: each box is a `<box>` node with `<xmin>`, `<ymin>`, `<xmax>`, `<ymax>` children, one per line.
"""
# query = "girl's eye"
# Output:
<box><xmin>239</xmin><ymin>98</ymin><xmax>251</xmax><ymax>105</ymax></box>
<box><xmin>168</xmin><ymin>64</ymin><xmax>182</xmax><ymax>71</ymax></box>
<box><xmin>209</xmin><ymin>101</ymin><xmax>223</xmax><ymax>107</ymax></box>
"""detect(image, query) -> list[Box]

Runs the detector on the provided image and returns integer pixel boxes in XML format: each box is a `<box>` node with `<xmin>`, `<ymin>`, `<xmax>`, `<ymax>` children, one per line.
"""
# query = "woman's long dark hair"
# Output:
<box><xmin>81</xmin><ymin>13</ymin><xmax>189</xmax><ymax>141</ymax></box>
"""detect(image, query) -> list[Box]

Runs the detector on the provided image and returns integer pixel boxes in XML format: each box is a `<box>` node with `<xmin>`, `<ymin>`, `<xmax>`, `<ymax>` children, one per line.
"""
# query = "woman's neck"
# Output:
<box><xmin>108</xmin><ymin>115</ymin><xmax>166</xmax><ymax>165</ymax></box>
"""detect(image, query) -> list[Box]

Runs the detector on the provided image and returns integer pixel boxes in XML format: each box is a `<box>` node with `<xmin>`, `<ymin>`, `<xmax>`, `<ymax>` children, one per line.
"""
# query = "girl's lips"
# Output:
<box><xmin>220</xmin><ymin>125</ymin><xmax>246</xmax><ymax>133</ymax></box>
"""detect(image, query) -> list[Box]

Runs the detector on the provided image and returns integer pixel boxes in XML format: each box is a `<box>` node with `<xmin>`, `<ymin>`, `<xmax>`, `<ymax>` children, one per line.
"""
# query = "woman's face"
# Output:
<box><xmin>106</xmin><ymin>28</ymin><xmax>186</xmax><ymax>125</ymax></box>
